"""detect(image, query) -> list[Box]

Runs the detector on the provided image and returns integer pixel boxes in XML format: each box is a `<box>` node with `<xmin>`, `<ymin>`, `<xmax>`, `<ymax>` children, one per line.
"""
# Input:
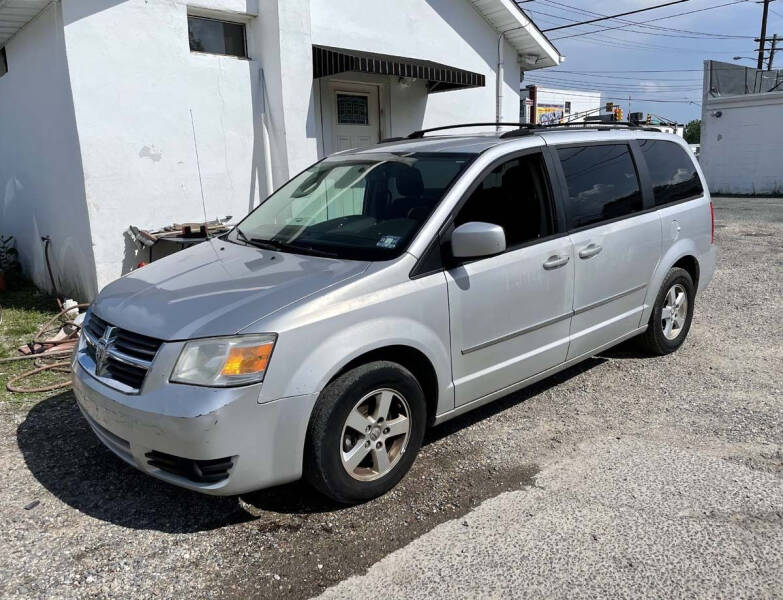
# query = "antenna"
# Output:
<box><xmin>189</xmin><ymin>108</ymin><xmax>209</xmax><ymax>232</ymax></box>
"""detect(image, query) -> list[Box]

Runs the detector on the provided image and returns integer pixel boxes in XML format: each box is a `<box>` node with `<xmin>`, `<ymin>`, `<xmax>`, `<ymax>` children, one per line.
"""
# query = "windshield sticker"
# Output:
<box><xmin>377</xmin><ymin>235</ymin><xmax>401</xmax><ymax>249</ymax></box>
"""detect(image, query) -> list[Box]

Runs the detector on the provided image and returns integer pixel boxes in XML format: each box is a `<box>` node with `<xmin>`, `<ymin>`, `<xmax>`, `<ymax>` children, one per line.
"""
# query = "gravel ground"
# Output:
<box><xmin>0</xmin><ymin>196</ymin><xmax>781</xmax><ymax>599</ymax></box>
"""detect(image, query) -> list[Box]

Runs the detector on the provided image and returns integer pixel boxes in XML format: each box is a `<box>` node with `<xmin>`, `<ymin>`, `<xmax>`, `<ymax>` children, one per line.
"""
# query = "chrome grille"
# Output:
<box><xmin>81</xmin><ymin>312</ymin><xmax>163</xmax><ymax>392</ymax></box>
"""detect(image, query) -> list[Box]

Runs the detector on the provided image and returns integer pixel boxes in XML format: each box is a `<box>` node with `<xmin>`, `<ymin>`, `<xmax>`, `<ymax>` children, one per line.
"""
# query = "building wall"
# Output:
<box><xmin>4</xmin><ymin>0</ymin><xmax>533</xmax><ymax>295</ymax></box>
<box><xmin>700</xmin><ymin>92</ymin><xmax>783</xmax><ymax>195</ymax></box>
<box><xmin>522</xmin><ymin>85</ymin><xmax>602</xmax><ymax>123</ymax></box>
<box><xmin>310</xmin><ymin>0</ymin><xmax>522</xmax><ymax>140</ymax></box>
<box><xmin>0</xmin><ymin>3</ymin><xmax>98</xmax><ymax>300</ymax></box>
<box><xmin>60</xmin><ymin>0</ymin><xmax>281</xmax><ymax>289</ymax></box>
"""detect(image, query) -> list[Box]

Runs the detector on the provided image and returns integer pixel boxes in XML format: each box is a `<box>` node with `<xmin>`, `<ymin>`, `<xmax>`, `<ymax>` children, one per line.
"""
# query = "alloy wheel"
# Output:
<box><xmin>340</xmin><ymin>388</ymin><xmax>411</xmax><ymax>481</ymax></box>
<box><xmin>661</xmin><ymin>283</ymin><xmax>688</xmax><ymax>340</ymax></box>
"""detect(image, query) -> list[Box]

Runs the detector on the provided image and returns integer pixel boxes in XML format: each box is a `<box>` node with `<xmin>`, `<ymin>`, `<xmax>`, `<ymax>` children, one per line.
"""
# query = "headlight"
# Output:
<box><xmin>170</xmin><ymin>334</ymin><xmax>277</xmax><ymax>387</ymax></box>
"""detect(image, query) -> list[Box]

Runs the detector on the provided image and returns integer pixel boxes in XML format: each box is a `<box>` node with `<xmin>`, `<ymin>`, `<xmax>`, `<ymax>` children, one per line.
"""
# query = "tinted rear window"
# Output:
<box><xmin>639</xmin><ymin>139</ymin><xmax>703</xmax><ymax>206</ymax></box>
<box><xmin>558</xmin><ymin>144</ymin><xmax>643</xmax><ymax>229</ymax></box>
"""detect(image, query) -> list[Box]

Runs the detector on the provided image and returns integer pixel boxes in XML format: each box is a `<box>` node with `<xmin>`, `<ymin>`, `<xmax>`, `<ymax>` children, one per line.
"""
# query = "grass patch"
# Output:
<box><xmin>0</xmin><ymin>281</ymin><xmax>70</xmax><ymax>405</ymax></box>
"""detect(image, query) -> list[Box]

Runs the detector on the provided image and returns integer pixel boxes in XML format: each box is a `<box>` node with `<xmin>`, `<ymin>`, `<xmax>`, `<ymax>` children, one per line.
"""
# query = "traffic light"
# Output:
<box><xmin>605</xmin><ymin>102</ymin><xmax>614</xmax><ymax>113</ymax></box>
<box><xmin>614</xmin><ymin>107</ymin><xmax>623</xmax><ymax>121</ymax></box>
<box><xmin>646</xmin><ymin>114</ymin><xmax>652</xmax><ymax>125</ymax></box>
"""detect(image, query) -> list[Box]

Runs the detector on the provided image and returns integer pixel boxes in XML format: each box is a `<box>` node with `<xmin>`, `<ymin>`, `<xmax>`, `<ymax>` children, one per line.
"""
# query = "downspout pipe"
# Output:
<box><xmin>496</xmin><ymin>33</ymin><xmax>504</xmax><ymax>132</ymax></box>
<box><xmin>259</xmin><ymin>68</ymin><xmax>275</xmax><ymax>200</ymax></box>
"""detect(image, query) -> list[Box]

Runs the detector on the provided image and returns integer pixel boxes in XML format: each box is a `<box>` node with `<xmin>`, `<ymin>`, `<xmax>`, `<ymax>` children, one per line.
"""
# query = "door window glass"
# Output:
<box><xmin>337</xmin><ymin>94</ymin><xmax>369</xmax><ymax>125</ymax></box>
<box><xmin>558</xmin><ymin>144</ymin><xmax>643</xmax><ymax>229</ymax></box>
<box><xmin>454</xmin><ymin>153</ymin><xmax>554</xmax><ymax>249</ymax></box>
<box><xmin>638</xmin><ymin>139</ymin><xmax>703</xmax><ymax>206</ymax></box>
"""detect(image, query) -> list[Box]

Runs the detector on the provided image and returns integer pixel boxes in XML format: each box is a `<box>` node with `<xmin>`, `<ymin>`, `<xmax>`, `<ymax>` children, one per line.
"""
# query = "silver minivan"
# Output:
<box><xmin>73</xmin><ymin>124</ymin><xmax>715</xmax><ymax>503</ymax></box>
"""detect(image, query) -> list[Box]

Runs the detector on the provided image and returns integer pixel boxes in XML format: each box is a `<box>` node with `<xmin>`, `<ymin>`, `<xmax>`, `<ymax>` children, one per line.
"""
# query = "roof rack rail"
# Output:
<box><xmin>401</xmin><ymin>121</ymin><xmax>663</xmax><ymax>141</ymax></box>
<box><xmin>500</xmin><ymin>121</ymin><xmax>661</xmax><ymax>138</ymax></box>
<box><xmin>407</xmin><ymin>123</ymin><xmax>534</xmax><ymax>139</ymax></box>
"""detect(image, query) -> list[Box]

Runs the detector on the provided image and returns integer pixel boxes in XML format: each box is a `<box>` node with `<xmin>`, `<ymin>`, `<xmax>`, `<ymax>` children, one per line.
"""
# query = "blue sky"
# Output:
<box><xmin>521</xmin><ymin>0</ymin><xmax>780</xmax><ymax>122</ymax></box>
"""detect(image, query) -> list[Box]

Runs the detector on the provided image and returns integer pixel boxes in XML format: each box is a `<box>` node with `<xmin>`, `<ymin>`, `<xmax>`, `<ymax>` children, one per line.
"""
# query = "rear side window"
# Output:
<box><xmin>454</xmin><ymin>153</ymin><xmax>554</xmax><ymax>249</ymax></box>
<box><xmin>558</xmin><ymin>144</ymin><xmax>643</xmax><ymax>229</ymax></box>
<box><xmin>639</xmin><ymin>139</ymin><xmax>703</xmax><ymax>206</ymax></box>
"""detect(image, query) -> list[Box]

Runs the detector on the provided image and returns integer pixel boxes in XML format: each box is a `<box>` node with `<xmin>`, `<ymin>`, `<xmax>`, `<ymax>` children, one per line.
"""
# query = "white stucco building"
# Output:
<box><xmin>0</xmin><ymin>0</ymin><xmax>562</xmax><ymax>300</ymax></box>
<box><xmin>700</xmin><ymin>60</ymin><xmax>783</xmax><ymax>195</ymax></box>
<box><xmin>520</xmin><ymin>84</ymin><xmax>601</xmax><ymax>125</ymax></box>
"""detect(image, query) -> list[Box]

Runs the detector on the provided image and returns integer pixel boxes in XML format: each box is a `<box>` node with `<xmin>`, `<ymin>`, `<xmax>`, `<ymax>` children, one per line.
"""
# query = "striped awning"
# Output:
<box><xmin>312</xmin><ymin>45</ymin><xmax>485</xmax><ymax>93</ymax></box>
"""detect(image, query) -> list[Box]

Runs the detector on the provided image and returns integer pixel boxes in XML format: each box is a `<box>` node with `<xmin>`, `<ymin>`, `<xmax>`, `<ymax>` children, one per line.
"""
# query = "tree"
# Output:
<box><xmin>684</xmin><ymin>120</ymin><xmax>701</xmax><ymax>144</ymax></box>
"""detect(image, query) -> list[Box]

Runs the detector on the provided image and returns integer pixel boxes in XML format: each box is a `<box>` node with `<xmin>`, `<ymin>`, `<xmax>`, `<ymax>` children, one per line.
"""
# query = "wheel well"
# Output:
<box><xmin>332</xmin><ymin>346</ymin><xmax>439</xmax><ymax>427</ymax></box>
<box><xmin>672</xmin><ymin>255</ymin><xmax>700</xmax><ymax>289</ymax></box>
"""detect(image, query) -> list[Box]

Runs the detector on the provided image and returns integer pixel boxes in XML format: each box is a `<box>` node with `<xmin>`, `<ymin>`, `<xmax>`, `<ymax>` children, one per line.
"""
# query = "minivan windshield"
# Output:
<box><xmin>230</xmin><ymin>152</ymin><xmax>474</xmax><ymax>260</ymax></box>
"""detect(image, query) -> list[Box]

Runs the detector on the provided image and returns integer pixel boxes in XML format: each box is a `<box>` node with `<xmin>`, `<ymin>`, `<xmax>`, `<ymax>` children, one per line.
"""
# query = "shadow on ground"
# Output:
<box><xmin>16</xmin><ymin>391</ymin><xmax>253</xmax><ymax>533</ymax></box>
<box><xmin>17</xmin><ymin>354</ymin><xmax>615</xmax><ymax>533</ymax></box>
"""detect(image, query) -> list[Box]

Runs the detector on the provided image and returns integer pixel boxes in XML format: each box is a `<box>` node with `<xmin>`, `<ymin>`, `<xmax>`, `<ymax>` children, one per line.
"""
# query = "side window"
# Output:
<box><xmin>558</xmin><ymin>144</ymin><xmax>643</xmax><ymax>230</ymax></box>
<box><xmin>639</xmin><ymin>139</ymin><xmax>703</xmax><ymax>206</ymax></box>
<box><xmin>454</xmin><ymin>153</ymin><xmax>554</xmax><ymax>249</ymax></box>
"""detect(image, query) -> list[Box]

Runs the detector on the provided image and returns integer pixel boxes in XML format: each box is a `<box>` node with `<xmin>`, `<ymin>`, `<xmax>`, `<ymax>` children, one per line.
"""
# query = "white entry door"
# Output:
<box><xmin>328</xmin><ymin>83</ymin><xmax>380</xmax><ymax>152</ymax></box>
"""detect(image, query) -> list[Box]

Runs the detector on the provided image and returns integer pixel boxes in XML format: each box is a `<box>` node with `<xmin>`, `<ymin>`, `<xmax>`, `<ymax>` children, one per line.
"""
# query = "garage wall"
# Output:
<box><xmin>700</xmin><ymin>92</ymin><xmax>783</xmax><ymax>195</ymax></box>
<box><xmin>0</xmin><ymin>3</ymin><xmax>98</xmax><ymax>300</ymax></box>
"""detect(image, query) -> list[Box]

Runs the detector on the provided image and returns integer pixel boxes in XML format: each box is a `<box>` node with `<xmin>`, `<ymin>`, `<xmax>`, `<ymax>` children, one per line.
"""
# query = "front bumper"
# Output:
<box><xmin>72</xmin><ymin>358</ymin><xmax>316</xmax><ymax>496</ymax></box>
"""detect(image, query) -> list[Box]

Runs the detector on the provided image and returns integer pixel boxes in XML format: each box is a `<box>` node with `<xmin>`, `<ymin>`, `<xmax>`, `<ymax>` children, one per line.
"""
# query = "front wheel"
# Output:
<box><xmin>304</xmin><ymin>361</ymin><xmax>427</xmax><ymax>504</ymax></box>
<box><xmin>638</xmin><ymin>267</ymin><xmax>695</xmax><ymax>355</ymax></box>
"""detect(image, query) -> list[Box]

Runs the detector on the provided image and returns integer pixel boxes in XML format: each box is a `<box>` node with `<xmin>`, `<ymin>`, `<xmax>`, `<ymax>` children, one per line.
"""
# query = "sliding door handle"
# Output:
<box><xmin>543</xmin><ymin>255</ymin><xmax>570</xmax><ymax>270</ymax></box>
<box><xmin>578</xmin><ymin>243</ymin><xmax>603</xmax><ymax>259</ymax></box>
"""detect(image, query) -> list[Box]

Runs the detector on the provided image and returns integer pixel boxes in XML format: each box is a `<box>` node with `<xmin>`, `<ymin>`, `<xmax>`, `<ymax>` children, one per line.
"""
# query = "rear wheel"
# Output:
<box><xmin>304</xmin><ymin>361</ymin><xmax>426</xmax><ymax>503</ymax></box>
<box><xmin>638</xmin><ymin>267</ymin><xmax>695</xmax><ymax>355</ymax></box>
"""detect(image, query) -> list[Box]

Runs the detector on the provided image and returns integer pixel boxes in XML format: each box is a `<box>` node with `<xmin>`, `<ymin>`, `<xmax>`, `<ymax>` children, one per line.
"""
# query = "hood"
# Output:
<box><xmin>93</xmin><ymin>239</ymin><xmax>370</xmax><ymax>340</ymax></box>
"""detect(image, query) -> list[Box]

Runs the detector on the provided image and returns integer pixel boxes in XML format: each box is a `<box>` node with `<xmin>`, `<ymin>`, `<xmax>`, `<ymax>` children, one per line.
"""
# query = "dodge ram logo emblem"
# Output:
<box><xmin>95</xmin><ymin>326</ymin><xmax>117</xmax><ymax>376</ymax></box>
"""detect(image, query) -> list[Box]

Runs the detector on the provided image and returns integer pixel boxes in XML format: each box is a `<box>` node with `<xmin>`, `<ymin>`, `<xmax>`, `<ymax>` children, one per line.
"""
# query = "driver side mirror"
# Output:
<box><xmin>450</xmin><ymin>222</ymin><xmax>506</xmax><ymax>259</ymax></box>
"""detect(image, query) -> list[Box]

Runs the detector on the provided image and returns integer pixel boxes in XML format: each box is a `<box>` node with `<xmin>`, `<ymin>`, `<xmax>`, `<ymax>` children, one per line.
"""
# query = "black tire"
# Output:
<box><xmin>638</xmin><ymin>267</ymin><xmax>695</xmax><ymax>355</ymax></box>
<box><xmin>304</xmin><ymin>361</ymin><xmax>427</xmax><ymax>504</ymax></box>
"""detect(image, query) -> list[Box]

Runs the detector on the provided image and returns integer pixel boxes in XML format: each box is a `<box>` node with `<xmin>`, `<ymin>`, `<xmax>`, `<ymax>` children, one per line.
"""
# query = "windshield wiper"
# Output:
<box><xmin>234</xmin><ymin>227</ymin><xmax>254</xmax><ymax>246</ymax></box>
<box><xmin>235</xmin><ymin>227</ymin><xmax>337</xmax><ymax>258</ymax></box>
<box><xmin>249</xmin><ymin>235</ymin><xmax>339</xmax><ymax>258</ymax></box>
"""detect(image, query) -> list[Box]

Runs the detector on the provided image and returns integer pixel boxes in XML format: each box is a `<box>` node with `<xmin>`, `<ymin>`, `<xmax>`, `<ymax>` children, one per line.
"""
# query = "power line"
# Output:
<box><xmin>527</xmin><ymin>71</ymin><xmax>701</xmax><ymax>81</ymax></box>
<box><xmin>566</xmin><ymin>34</ymin><xmax>745</xmax><ymax>53</ymax></box>
<box><xmin>541</xmin><ymin>0</ymin><xmax>696</xmax><ymax>32</ymax></box>
<box><xmin>526</xmin><ymin>78</ymin><xmax>703</xmax><ymax>93</ymax></box>
<box><xmin>526</xmin><ymin>74</ymin><xmax>702</xmax><ymax>87</ymax></box>
<box><xmin>551</xmin><ymin>0</ymin><xmax>751</xmax><ymax>41</ymax></box>
<box><xmin>531</xmin><ymin>1</ymin><xmax>753</xmax><ymax>39</ymax></box>
<box><xmin>550</xmin><ymin>68</ymin><xmax>716</xmax><ymax>73</ymax></box>
<box><xmin>528</xmin><ymin>8</ymin><xmax>749</xmax><ymax>46</ymax></box>
<box><xmin>528</xmin><ymin>80</ymin><xmax>703</xmax><ymax>93</ymax></box>
<box><xmin>538</xmin><ymin>0</ymin><xmax>751</xmax><ymax>38</ymax></box>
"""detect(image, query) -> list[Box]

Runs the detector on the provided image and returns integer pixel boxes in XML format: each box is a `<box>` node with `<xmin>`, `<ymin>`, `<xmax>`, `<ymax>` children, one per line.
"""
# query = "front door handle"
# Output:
<box><xmin>543</xmin><ymin>255</ymin><xmax>570</xmax><ymax>270</ymax></box>
<box><xmin>578</xmin><ymin>243</ymin><xmax>603</xmax><ymax>259</ymax></box>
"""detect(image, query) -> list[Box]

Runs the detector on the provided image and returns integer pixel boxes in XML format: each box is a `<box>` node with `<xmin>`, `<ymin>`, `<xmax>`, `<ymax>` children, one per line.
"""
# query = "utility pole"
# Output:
<box><xmin>768</xmin><ymin>33</ymin><xmax>778</xmax><ymax>70</ymax></box>
<box><xmin>758</xmin><ymin>0</ymin><xmax>770</xmax><ymax>70</ymax></box>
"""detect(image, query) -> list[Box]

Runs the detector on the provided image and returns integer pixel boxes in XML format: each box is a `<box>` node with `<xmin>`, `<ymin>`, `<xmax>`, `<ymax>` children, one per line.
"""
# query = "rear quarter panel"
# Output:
<box><xmin>639</xmin><ymin>156</ymin><xmax>715</xmax><ymax>325</ymax></box>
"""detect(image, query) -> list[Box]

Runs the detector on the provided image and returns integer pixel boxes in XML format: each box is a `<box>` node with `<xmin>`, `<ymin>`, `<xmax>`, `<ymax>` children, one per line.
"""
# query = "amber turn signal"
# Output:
<box><xmin>221</xmin><ymin>342</ymin><xmax>275</xmax><ymax>376</ymax></box>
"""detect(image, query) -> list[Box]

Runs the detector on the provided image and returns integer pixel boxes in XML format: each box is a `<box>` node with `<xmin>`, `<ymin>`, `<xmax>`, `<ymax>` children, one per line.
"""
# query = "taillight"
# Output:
<box><xmin>709</xmin><ymin>201</ymin><xmax>715</xmax><ymax>244</ymax></box>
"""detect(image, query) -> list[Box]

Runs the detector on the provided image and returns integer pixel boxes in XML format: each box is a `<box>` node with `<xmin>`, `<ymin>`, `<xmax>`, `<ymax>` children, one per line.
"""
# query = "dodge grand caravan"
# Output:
<box><xmin>73</xmin><ymin>124</ymin><xmax>715</xmax><ymax>503</ymax></box>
